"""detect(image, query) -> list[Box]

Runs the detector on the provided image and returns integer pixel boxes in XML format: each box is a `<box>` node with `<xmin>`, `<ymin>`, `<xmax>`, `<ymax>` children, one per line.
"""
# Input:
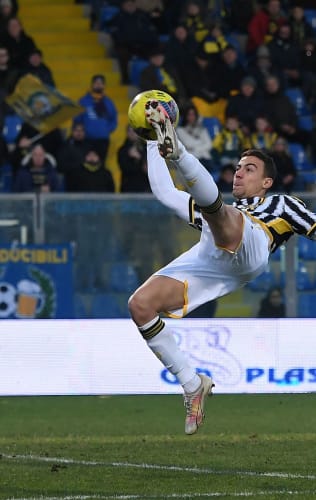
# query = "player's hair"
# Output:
<box><xmin>241</xmin><ymin>148</ymin><xmax>277</xmax><ymax>181</ymax></box>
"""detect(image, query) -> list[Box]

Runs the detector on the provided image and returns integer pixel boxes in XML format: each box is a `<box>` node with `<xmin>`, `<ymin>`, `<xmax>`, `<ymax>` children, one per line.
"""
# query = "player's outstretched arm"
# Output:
<box><xmin>147</xmin><ymin>140</ymin><xmax>190</xmax><ymax>222</ymax></box>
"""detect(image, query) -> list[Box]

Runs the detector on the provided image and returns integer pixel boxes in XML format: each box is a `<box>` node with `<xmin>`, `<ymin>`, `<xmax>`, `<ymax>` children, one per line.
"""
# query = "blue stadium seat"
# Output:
<box><xmin>202</xmin><ymin>117</ymin><xmax>222</xmax><ymax>140</ymax></box>
<box><xmin>247</xmin><ymin>268</ymin><xmax>277</xmax><ymax>292</ymax></box>
<box><xmin>288</xmin><ymin>142</ymin><xmax>314</xmax><ymax>171</ymax></box>
<box><xmin>128</xmin><ymin>58</ymin><xmax>149</xmax><ymax>87</ymax></box>
<box><xmin>304</xmin><ymin>9</ymin><xmax>316</xmax><ymax>32</ymax></box>
<box><xmin>109</xmin><ymin>262</ymin><xmax>140</xmax><ymax>293</ymax></box>
<box><xmin>91</xmin><ymin>293</ymin><xmax>122</xmax><ymax>318</ymax></box>
<box><xmin>298</xmin><ymin>114</ymin><xmax>314</xmax><ymax>131</ymax></box>
<box><xmin>285</xmin><ymin>88</ymin><xmax>310</xmax><ymax>116</ymax></box>
<box><xmin>298</xmin><ymin>293</ymin><xmax>316</xmax><ymax>317</ymax></box>
<box><xmin>3</xmin><ymin>114</ymin><xmax>23</xmax><ymax>145</ymax></box>
<box><xmin>100</xmin><ymin>5</ymin><xmax>119</xmax><ymax>31</ymax></box>
<box><xmin>298</xmin><ymin>237</ymin><xmax>316</xmax><ymax>260</ymax></box>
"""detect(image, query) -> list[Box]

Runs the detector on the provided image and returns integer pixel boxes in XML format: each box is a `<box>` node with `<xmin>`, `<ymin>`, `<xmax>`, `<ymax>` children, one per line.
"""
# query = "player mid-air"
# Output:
<box><xmin>127</xmin><ymin>90</ymin><xmax>316</xmax><ymax>435</ymax></box>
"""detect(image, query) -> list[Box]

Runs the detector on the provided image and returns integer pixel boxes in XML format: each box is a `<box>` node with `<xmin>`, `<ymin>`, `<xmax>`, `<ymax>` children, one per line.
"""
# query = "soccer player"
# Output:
<box><xmin>128</xmin><ymin>101</ymin><xmax>316</xmax><ymax>435</ymax></box>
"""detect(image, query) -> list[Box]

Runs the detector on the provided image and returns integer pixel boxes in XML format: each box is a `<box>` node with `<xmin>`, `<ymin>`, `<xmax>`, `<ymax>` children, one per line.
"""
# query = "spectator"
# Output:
<box><xmin>139</xmin><ymin>48</ymin><xmax>185</xmax><ymax>106</ymax></box>
<box><xmin>1</xmin><ymin>17</ymin><xmax>36</xmax><ymax>68</ymax></box>
<box><xmin>176</xmin><ymin>102</ymin><xmax>213</xmax><ymax>171</ymax></box>
<box><xmin>225</xmin><ymin>76</ymin><xmax>264</xmax><ymax>135</ymax></box>
<box><xmin>226</xmin><ymin>0</ymin><xmax>256</xmax><ymax>36</ymax></box>
<box><xmin>269</xmin><ymin>136</ymin><xmax>297</xmax><ymax>193</ymax></box>
<box><xmin>248</xmin><ymin>44</ymin><xmax>286</xmax><ymax>92</ymax></box>
<box><xmin>0</xmin><ymin>0</ymin><xmax>18</xmax><ymax>37</ymax></box>
<box><xmin>300</xmin><ymin>38</ymin><xmax>316</xmax><ymax>108</ymax></box>
<box><xmin>164</xmin><ymin>23</ymin><xmax>197</xmax><ymax>88</ymax></box>
<box><xmin>211</xmin><ymin>115</ymin><xmax>245</xmax><ymax>168</ymax></box>
<box><xmin>105</xmin><ymin>0</ymin><xmax>158</xmax><ymax>84</ymax></box>
<box><xmin>247</xmin><ymin>0</ymin><xmax>287</xmax><ymax>55</ymax></box>
<box><xmin>289</xmin><ymin>4</ymin><xmax>315</xmax><ymax>48</ymax></box>
<box><xmin>179</xmin><ymin>0</ymin><xmax>209</xmax><ymax>43</ymax></box>
<box><xmin>0</xmin><ymin>45</ymin><xmax>20</xmax><ymax>113</ymax></box>
<box><xmin>57</xmin><ymin>122</ymin><xmax>93</xmax><ymax>191</ymax></box>
<box><xmin>263</xmin><ymin>74</ymin><xmax>308</xmax><ymax>145</ymax></box>
<box><xmin>74</xmin><ymin>74</ymin><xmax>118</xmax><ymax>163</ymax></box>
<box><xmin>212</xmin><ymin>45</ymin><xmax>247</xmax><ymax>99</ymax></box>
<box><xmin>246</xmin><ymin>115</ymin><xmax>278</xmax><ymax>151</ymax></box>
<box><xmin>118</xmin><ymin>125</ymin><xmax>150</xmax><ymax>192</ymax></box>
<box><xmin>21</xmin><ymin>47</ymin><xmax>55</xmax><ymax>87</ymax></box>
<box><xmin>257</xmin><ymin>286</ymin><xmax>286</xmax><ymax>318</ymax></box>
<box><xmin>197</xmin><ymin>24</ymin><xmax>229</xmax><ymax>64</ymax></box>
<box><xmin>62</xmin><ymin>148</ymin><xmax>115</xmax><ymax>193</ymax></box>
<box><xmin>216</xmin><ymin>163</ymin><xmax>235</xmax><ymax>192</ymax></box>
<box><xmin>136</xmin><ymin>1</ymin><xmax>169</xmax><ymax>39</ymax></box>
<box><xmin>182</xmin><ymin>49</ymin><xmax>219</xmax><ymax>106</ymax></box>
<box><xmin>10</xmin><ymin>122</ymin><xmax>65</xmax><ymax>177</ymax></box>
<box><xmin>267</xmin><ymin>23</ymin><xmax>301</xmax><ymax>87</ymax></box>
<box><xmin>14</xmin><ymin>143</ymin><xmax>60</xmax><ymax>193</ymax></box>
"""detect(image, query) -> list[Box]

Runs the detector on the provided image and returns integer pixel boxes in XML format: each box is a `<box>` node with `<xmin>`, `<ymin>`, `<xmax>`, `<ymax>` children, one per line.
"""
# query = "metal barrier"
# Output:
<box><xmin>0</xmin><ymin>192</ymin><xmax>315</xmax><ymax>318</ymax></box>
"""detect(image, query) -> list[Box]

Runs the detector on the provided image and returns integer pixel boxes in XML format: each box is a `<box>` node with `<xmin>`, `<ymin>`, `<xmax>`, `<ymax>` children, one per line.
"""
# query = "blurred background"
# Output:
<box><xmin>0</xmin><ymin>0</ymin><xmax>316</xmax><ymax>320</ymax></box>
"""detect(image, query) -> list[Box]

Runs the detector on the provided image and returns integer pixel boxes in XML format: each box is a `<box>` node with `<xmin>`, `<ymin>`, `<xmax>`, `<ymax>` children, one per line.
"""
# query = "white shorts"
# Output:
<box><xmin>155</xmin><ymin>213</ymin><xmax>271</xmax><ymax>318</ymax></box>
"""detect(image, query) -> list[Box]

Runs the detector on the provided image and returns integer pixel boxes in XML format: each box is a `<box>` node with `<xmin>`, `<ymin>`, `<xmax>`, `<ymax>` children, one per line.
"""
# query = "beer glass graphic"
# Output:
<box><xmin>16</xmin><ymin>280</ymin><xmax>43</xmax><ymax>318</ymax></box>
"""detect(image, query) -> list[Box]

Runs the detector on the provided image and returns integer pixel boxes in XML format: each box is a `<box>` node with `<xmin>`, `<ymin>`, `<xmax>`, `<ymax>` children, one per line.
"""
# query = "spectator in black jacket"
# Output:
<box><xmin>267</xmin><ymin>23</ymin><xmax>302</xmax><ymax>88</ymax></box>
<box><xmin>57</xmin><ymin>122</ymin><xmax>92</xmax><ymax>191</ymax></box>
<box><xmin>225</xmin><ymin>76</ymin><xmax>264</xmax><ymax>135</ymax></box>
<box><xmin>248</xmin><ymin>44</ymin><xmax>286</xmax><ymax>92</ymax></box>
<box><xmin>269</xmin><ymin>136</ymin><xmax>297</xmax><ymax>194</ymax></box>
<box><xmin>118</xmin><ymin>125</ymin><xmax>150</xmax><ymax>192</ymax></box>
<box><xmin>182</xmin><ymin>49</ymin><xmax>219</xmax><ymax>104</ymax></box>
<box><xmin>213</xmin><ymin>45</ymin><xmax>247</xmax><ymax>99</ymax></box>
<box><xmin>106</xmin><ymin>0</ymin><xmax>158</xmax><ymax>84</ymax></box>
<box><xmin>289</xmin><ymin>4</ymin><xmax>315</xmax><ymax>48</ymax></box>
<box><xmin>0</xmin><ymin>0</ymin><xmax>18</xmax><ymax>37</ymax></box>
<box><xmin>257</xmin><ymin>287</ymin><xmax>286</xmax><ymax>318</ymax></box>
<box><xmin>139</xmin><ymin>47</ymin><xmax>185</xmax><ymax>106</ymax></box>
<box><xmin>1</xmin><ymin>17</ymin><xmax>36</xmax><ymax>68</ymax></box>
<box><xmin>164</xmin><ymin>23</ymin><xmax>197</xmax><ymax>88</ymax></box>
<box><xmin>263</xmin><ymin>74</ymin><xmax>308</xmax><ymax>145</ymax></box>
<box><xmin>63</xmin><ymin>148</ymin><xmax>115</xmax><ymax>193</ymax></box>
<box><xmin>21</xmin><ymin>48</ymin><xmax>55</xmax><ymax>87</ymax></box>
<box><xmin>301</xmin><ymin>38</ymin><xmax>316</xmax><ymax>108</ymax></box>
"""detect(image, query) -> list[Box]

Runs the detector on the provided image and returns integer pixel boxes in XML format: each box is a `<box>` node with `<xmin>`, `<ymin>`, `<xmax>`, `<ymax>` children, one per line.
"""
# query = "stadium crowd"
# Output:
<box><xmin>0</xmin><ymin>0</ymin><xmax>316</xmax><ymax>195</ymax></box>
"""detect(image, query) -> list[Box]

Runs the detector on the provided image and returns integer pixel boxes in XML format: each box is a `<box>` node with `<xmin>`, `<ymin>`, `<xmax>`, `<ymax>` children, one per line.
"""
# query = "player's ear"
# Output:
<box><xmin>263</xmin><ymin>177</ymin><xmax>273</xmax><ymax>189</ymax></box>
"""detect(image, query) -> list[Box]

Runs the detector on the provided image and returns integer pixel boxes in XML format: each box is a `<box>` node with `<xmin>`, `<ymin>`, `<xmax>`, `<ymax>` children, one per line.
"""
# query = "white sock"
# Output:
<box><xmin>172</xmin><ymin>142</ymin><xmax>220</xmax><ymax>208</ymax></box>
<box><xmin>139</xmin><ymin>318</ymin><xmax>201</xmax><ymax>392</ymax></box>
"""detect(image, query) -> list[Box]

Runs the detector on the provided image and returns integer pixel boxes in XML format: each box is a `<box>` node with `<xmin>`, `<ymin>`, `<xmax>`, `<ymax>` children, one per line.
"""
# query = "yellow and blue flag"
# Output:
<box><xmin>6</xmin><ymin>74</ymin><xmax>83</xmax><ymax>134</ymax></box>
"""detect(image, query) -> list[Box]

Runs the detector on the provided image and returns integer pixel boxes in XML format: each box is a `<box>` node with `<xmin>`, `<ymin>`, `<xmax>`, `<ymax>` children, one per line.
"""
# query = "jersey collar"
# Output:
<box><xmin>233</xmin><ymin>196</ymin><xmax>265</xmax><ymax>211</ymax></box>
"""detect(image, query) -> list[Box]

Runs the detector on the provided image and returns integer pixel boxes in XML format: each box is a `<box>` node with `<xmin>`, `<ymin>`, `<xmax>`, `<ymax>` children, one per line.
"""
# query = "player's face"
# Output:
<box><xmin>232</xmin><ymin>155</ymin><xmax>273</xmax><ymax>199</ymax></box>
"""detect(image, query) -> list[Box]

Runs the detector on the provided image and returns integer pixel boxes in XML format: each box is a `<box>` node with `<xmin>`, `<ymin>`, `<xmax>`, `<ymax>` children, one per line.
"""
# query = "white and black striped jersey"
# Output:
<box><xmin>189</xmin><ymin>194</ymin><xmax>316</xmax><ymax>253</ymax></box>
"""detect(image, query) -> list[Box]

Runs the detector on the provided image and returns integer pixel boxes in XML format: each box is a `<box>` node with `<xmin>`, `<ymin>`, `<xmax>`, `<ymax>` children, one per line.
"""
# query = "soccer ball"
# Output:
<box><xmin>128</xmin><ymin>90</ymin><xmax>179</xmax><ymax>140</ymax></box>
<box><xmin>0</xmin><ymin>282</ymin><xmax>17</xmax><ymax>318</ymax></box>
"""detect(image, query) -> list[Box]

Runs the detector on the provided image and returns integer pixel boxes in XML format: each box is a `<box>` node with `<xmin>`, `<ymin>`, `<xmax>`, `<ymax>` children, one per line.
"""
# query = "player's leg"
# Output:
<box><xmin>128</xmin><ymin>274</ymin><xmax>214</xmax><ymax>434</ymax></box>
<box><xmin>146</xmin><ymin>101</ymin><xmax>243</xmax><ymax>251</ymax></box>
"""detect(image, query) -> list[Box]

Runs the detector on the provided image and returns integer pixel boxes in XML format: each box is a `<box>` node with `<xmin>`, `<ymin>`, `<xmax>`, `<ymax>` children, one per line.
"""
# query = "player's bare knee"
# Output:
<box><xmin>128</xmin><ymin>289</ymin><xmax>152</xmax><ymax>320</ymax></box>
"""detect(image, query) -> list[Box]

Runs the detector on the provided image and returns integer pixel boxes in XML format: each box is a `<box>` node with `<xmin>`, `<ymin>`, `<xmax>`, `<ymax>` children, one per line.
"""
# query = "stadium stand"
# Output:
<box><xmin>18</xmin><ymin>0</ymin><xmax>130</xmax><ymax>192</ymax></box>
<box><xmin>12</xmin><ymin>0</ymin><xmax>316</xmax><ymax>318</ymax></box>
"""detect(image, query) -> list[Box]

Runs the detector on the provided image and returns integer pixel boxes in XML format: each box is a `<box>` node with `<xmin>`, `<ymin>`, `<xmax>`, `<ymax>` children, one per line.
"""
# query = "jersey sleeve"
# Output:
<box><xmin>284</xmin><ymin>195</ymin><xmax>316</xmax><ymax>239</ymax></box>
<box><xmin>147</xmin><ymin>140</ymin><xmax>191</xmax><ymax>222</ymax></box>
